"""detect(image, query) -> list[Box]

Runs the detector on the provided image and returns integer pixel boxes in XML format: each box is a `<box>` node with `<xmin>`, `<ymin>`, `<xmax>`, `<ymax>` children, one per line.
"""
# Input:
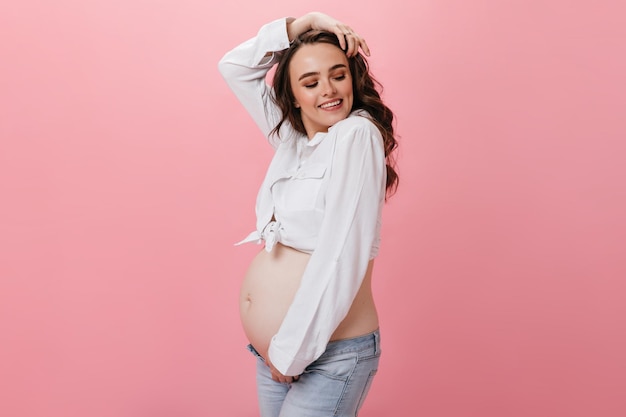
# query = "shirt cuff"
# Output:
<box><xmin>254</xmin><ymin>17</ymin><xmax>292</xmax><ymax>66</ymax></box>
<box><xmin>268</xmin><ymin>335</ymin><xmax>312</xmax><ymax>376</ymax></box>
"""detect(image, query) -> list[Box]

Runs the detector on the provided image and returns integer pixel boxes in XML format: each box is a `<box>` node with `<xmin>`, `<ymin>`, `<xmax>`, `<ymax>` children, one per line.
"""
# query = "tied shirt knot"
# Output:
<box><xmin>235</xmin><ymin>220</ymin><xmax>286</xmax><ymax>252</ymax></box>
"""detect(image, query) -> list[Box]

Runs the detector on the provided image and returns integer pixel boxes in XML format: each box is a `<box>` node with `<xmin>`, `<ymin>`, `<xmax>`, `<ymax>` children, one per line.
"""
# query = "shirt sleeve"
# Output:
<box><xmin>268</xmin><ymin>117</ymin><xmax>387</xmax><ymax>376</ymax></box>
<box><xmin>217</xmin><ymin>18</ymin><xmax>292</xmax><ymax>148</ymax></box>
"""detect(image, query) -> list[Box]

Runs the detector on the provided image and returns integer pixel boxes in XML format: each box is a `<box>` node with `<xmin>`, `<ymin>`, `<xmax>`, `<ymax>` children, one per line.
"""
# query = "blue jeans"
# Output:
<box><xmin>247</xmin><ymin>329</ymin><xmax>381</xmax><ymax>417</ymax></box>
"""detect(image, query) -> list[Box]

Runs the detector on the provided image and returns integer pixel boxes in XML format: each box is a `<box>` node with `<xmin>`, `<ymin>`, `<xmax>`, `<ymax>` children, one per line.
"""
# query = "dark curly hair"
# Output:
<box><xmin>270</xmin><ymin>30</ymin><xmax>399</xmax><ymax>197</ymax></box>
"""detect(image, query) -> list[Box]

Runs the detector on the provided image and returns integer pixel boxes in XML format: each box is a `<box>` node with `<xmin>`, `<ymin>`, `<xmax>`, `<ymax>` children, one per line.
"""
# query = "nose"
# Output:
<box><xmin>321</xmin><ymin>79</ymin><xmax>337</xmax><ymax>97</ymax></box>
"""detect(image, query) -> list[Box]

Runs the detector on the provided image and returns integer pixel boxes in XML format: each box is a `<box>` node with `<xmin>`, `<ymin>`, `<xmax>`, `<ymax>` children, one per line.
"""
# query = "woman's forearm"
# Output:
<box><xmin>286</xmin><ymin>14</ymin><xmax>313</xmax><ymax>42</ymax></box>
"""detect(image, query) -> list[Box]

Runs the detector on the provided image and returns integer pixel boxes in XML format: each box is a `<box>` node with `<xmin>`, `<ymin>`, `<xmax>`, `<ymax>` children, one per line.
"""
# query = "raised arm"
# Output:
<box><xmin>217</xmin><ymin>18</ymin><xmax>291</xmax><ymax>146</ymax></box>
<box><xmin>218</xmin><ymin>13</ymin><xmax>370</xmax><ymax>147</ymax></box>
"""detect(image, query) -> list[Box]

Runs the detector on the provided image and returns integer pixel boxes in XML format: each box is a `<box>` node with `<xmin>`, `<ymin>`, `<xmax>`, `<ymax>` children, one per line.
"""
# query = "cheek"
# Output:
<box><xmin>289</xmin><ymin>80</ymin><xmax>306</xmax><ymax>106</ymax></box>
<box><xmin>341</xmin><ymin>81</ymin><xmax>354</xmax><ymax>99</ymax></box>
<box><xmin>296</xmin><ymin>90</ymin><xmax>316</xmax><ymax>107</ymax></box>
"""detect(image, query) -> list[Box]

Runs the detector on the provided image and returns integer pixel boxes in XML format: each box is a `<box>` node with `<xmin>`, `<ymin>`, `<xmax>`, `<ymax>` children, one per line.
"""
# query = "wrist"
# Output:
<box><xmin>286</xmin><ymin>14</ymin><xmax>313</xmax><ymax>42</ymax></box>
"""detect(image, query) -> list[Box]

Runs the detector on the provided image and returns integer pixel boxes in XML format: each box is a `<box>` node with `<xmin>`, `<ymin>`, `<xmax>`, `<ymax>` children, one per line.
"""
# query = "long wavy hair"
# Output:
<box><xmin>270</xmin><ymin>30</ymin><xmax>399</xmax><ymax>197</ymax></box>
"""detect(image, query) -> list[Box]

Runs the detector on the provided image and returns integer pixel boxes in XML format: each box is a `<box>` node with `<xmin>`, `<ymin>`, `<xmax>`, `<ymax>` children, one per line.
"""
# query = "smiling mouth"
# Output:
<box><xmin>319</xmin><ymin>99</ymin><xmax>342</xmax><ymax>109</ymax></box>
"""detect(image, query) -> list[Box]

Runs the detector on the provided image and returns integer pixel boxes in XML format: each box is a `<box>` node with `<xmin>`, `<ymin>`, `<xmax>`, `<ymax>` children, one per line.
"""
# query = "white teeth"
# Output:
<box><xmin>320</xmin><ymin>100</ymin><xmax>341</xmax><ymax>109</ymax></box>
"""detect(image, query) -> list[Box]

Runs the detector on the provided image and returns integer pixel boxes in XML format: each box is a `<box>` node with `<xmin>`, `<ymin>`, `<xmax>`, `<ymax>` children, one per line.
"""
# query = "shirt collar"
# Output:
<box><xmin>303</xmin><ymin>109</ymin><xmax>369</xmax><ymax>147</ymax></box>
<box><xmin>306</xmin><ymin>131</ymin><xmax>327</xmax><ymax>147</ymax></box>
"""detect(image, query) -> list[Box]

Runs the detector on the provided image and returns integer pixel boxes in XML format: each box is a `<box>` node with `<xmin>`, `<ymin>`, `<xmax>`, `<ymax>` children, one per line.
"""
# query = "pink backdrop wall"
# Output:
<box><xmin>1</xmin><ymin>1</ymin><xmax>624</xmax><ymax>416</ymax></box>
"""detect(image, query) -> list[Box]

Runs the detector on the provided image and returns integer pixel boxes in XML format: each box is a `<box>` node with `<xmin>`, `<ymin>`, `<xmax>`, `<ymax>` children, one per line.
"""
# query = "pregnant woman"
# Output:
<box><xmin>219</xmin><ymin>11</ymin><xmax>399</xmax><ymax>417</ymax></box>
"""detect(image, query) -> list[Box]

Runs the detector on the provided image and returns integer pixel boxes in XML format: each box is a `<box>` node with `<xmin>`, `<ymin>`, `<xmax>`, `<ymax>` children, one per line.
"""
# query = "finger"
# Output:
<box><xmin>334</xmin><ymin>26</ymin><xmax>347</xmax><ymax>51</ymax></box>
<box><xmin>342</xmin><ymin>27</ymin><xmax>368</xmax><ymax>58</ymax></box>
<box><xmin>342</xmin><ymin>27</ymin><xmax>357</xmax><ymax>57</ymax></box>
<box><xmin>347</xmin><ymin>35</ymin><xmax>358</xmax><ymax>57</ymax></box>
<box><xmin>357</xmin><ymin>35</ymin><xmax>370</xmax><ymax>56</ymax></box>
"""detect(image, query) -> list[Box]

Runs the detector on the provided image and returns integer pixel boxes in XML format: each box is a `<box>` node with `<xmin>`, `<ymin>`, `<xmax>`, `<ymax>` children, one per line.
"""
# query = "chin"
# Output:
<box><xmin>330</xmin><ymin>111</ymin><xmax>351</xmax><ymax>124</ymax></box>
<box><xmin>337</xmin><ymin>114</ymin><xmax>351</xmax><ymax>124</ymax></box>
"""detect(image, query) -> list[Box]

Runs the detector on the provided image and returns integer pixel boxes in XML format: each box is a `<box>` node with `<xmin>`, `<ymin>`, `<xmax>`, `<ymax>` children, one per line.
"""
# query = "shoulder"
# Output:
<box><xmin>332</xmin><ymin>110</ymin><xmax>378</xmax><ymax>133</ymax></box>
<box><xmin>330</xmin><ymin>111</ymin><xmax>383</xmax><ymax>148</ymax></box>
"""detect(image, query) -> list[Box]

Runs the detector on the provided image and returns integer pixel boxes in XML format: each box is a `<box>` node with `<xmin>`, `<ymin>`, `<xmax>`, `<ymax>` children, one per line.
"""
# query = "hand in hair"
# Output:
<box><xmin>287</xmin><ymin>12</ymin><xmax>370</xmax><ymax>58</ymax></box>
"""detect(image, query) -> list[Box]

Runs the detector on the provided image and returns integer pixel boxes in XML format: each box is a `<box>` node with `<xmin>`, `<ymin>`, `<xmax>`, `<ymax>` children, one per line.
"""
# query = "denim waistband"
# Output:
<box><xmin>247</xmin><ymin>329</ymin><xmax>381</xmax><ymax>361</ymax></box>
<box><xmin>321</xmin><ymin>329</ymin><xmax>381</xmax><ymax>357</ymax></box>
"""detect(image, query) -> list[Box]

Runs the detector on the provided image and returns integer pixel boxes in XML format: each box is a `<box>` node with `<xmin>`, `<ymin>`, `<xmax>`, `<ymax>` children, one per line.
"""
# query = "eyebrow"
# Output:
<box><xmin>298</xmin><ymin>64</ymin><xmax>348</xmax><ymax>81</ymax></box>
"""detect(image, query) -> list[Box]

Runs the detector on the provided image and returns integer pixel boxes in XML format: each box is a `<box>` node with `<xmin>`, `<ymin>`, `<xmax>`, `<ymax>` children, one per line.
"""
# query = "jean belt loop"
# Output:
<box><xmin>374</xmin><ymin>329</ymin><xmax>381</xmax><ymax>355</ymax></box>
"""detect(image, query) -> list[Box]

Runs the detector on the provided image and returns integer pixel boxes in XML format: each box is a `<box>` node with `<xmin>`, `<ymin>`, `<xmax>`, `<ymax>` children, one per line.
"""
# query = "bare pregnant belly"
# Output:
<box><xmin>239</xmin><ymin>244</ymin><xmax>310</xmax><ymax>360</ymax></box>
<box><xmin>239</xmin><ymin>243</ymin><xmax>380</xmax><ymax>362</ymax></box>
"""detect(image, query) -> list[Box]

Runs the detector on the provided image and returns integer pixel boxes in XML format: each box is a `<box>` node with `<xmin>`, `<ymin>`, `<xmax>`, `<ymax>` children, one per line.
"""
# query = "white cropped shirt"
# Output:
<box><xmin>218</xmin><ymin>18</ymin><xmax>387</xmax><ymax>376</ymax></box>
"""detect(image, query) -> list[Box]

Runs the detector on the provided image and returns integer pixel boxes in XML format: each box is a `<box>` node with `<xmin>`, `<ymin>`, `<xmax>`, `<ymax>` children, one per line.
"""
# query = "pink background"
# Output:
<box><xmin>1</xmin><ymin>1</ymin><xmax>624</xmax><ymax>416</ymax></box>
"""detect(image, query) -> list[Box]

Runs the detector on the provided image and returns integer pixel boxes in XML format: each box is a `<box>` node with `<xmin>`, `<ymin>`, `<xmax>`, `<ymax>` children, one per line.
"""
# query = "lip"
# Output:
<box><xmin>318</xmin><ymin>99</ymin><xmax>343</xmax><ymax>110</ymax></box>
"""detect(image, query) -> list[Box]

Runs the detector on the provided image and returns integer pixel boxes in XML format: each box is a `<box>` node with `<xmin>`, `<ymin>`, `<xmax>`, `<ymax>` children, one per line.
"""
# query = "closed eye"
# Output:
<box><xmin>304</xmin><ymin>82</ymin><xmax>318</xmax><ymax>89</ymax></box>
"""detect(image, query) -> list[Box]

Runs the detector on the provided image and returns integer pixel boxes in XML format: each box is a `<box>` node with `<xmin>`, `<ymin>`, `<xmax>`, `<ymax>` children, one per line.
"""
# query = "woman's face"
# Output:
<box><xmin>289</xmin><ymin>43</ymin><xmax>353</xmax><ymax>138</ymax></box>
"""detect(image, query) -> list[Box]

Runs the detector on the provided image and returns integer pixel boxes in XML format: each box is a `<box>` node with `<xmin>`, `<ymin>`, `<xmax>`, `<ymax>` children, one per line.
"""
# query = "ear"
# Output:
<box><xmin>294</xmin><ymin>102</ymin><xmax>300</xmax><ymax>108</ymax></box>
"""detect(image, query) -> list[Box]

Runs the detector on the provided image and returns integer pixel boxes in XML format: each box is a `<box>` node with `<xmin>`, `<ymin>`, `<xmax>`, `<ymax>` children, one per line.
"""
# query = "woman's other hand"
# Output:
<box><xmin>265</xmin><ymin>358</ymin><xmax>300</xmax><ymax>384</ymax></box>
